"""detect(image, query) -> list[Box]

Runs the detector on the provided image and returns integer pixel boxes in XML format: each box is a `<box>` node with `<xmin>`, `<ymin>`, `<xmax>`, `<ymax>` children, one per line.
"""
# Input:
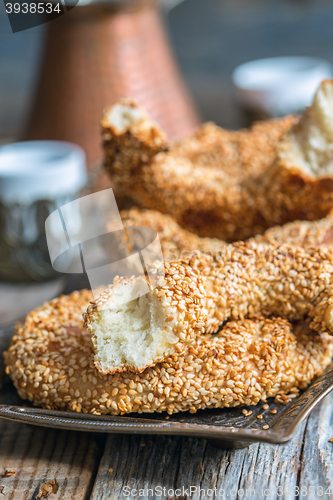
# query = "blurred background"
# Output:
<box><xmin>1</xmin><ymin>0</ymin><xmax>333</xmax><ymax>322</ymax></box>
<box><xmin>2</xmin><ymin>0</ymin><xmax>333</xmax><ymax>142</ymax></box>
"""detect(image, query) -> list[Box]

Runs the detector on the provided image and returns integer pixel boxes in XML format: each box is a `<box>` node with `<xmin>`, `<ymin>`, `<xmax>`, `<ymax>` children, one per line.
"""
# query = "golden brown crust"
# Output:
<box><xmin>119</xmin><ymin>207</ymin><xmax>226</xmax><ymax>259</ymax></box>
<box><xmin>103</xmin><ymin>82</ymin><xmax>333</xmax><ymax>241</ymax></box>
<box><xmin>184</xmin><ymin>243</ymin><xmax>333</xmax><ymax>334</ymax></box>
<box><xmin>4</xmin><ymin>291</ymin><xmax>333</xmax><ymax>415</ymax></box>
<box><xmin>119</xmin><ymin>207</ymin><xmax>333</xmax><ymax>261</ymax></box>
<box><xmin>256</xmin><ymin>158</ymin><xmax>333</xmax><ymax>229</ymax></box>
<box><xmin>103</xmin><ymin>99</ymin><xmax>297</xmax><ymax>241</ymax></box>
<box><xmin>254</xmin><ymin>212</ymin><xmax>333</xmax><ymax>247</ymax></box>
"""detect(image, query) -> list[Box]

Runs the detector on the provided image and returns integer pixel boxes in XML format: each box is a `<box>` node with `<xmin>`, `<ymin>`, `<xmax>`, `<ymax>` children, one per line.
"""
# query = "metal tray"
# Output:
<box><xmin>1</xmin><ymin>321</ymin><xmax>333</xmax><ymax>449</ymax></box>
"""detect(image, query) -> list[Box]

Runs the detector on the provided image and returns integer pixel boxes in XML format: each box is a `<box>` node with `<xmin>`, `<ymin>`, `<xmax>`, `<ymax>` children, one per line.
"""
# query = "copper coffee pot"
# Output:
<box><xmin>23</xmin><ymin>0</ymin><xmax>199</xmax><ymax>174</ymax></box>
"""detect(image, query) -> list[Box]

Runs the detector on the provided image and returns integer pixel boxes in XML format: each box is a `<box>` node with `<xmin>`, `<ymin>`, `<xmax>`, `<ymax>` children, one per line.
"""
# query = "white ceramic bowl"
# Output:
<box><xmin>232</xmin><ymin>56</ymin><xmax>333</xmax><ymax>117</ymax></box>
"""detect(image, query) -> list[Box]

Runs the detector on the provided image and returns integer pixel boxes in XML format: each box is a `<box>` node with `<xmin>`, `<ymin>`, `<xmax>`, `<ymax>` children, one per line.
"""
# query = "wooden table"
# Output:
<box><xmin>1</xmin><ymin>282</ymin><xmax>333</xmax><ymax>500</ymax></box>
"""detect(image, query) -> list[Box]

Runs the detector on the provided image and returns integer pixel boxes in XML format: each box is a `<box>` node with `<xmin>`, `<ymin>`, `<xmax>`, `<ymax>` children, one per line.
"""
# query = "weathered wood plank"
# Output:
<box><xmin>298</xmin><ymin>392</ymin><xmax>333</xmax><ymax>499</ymax></box>
<box><xmin>90</xmin><ymin>421</ymin><xmax>307</xmax><ymax>500</ymax></box>
<box><xmin>90</xmin><ymin>434</ymin><xmax>183</xmax><ymax>500</ymax></box>
<box><xmin>233</xmin><ymin>423</ymin><xmax>307</xmax><ymax>500</ymax></box>
<box><xmin>0</xmin><ymin>419</ymin><xmax>103</xmax><ymax>500</ymax></box>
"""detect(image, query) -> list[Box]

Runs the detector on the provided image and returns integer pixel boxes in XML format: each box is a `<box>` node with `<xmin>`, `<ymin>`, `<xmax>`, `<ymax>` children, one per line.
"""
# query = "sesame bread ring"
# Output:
<box><xmin>104</xmin><ymin>81</ymin><xmax>333</xmax><ymax>242</ymax></box>
<box><xmin>4</xmin><ymin>291</ymin><xmax>333</xmax><ymax>415</ymax></box>
<box><xmin>119</xmin><ymin>208</ymin><xmax>333</xmax><ymax>261</ymax></box>
<box><xmin>84</xmin><ymin>243</ymin><xmax>333</xmax><ymax>375</ymax></box>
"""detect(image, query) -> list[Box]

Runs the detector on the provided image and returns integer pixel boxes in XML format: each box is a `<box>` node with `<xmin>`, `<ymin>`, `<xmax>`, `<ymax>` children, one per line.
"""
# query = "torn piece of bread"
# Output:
<box><xmin>257</xmin><ymin>79</ymin><xmax>333</xmax><ymax>226</ymax></box>
<box><xmin>83</xmin><ymin>263</ymin><xmax>207</xmax><ymax>374</ymax></box>
<box><xmin>102</xmin><ymin>97</ymin><xmax>168</xmax><ymax>179</ymax></box>
<box><xmin>280</xmin><ymin>79</ymin><xmax>333</xmax><ymax>178</ymax></box>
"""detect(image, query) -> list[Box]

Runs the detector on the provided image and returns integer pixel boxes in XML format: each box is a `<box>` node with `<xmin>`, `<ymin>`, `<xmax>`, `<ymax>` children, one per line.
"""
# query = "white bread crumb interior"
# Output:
<box><xmin>87</xmin><ymin>278</ymin><xmax>179</xmax><ymax>374</ymax></box>
<box><xmin>280</xmin><ymin>80</ymin><xmax>333</xmax><ymax>177</ymax></box>
<box><xmin>105</xmin><ymin>103</ymin><xmax>144</xmax><ymax>134</ymax></box>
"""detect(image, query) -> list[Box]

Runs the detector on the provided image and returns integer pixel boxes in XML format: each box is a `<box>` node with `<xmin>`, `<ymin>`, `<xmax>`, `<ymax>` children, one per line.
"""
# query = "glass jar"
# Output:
<box><xmin>0</xmin><ymin>141</ymin><xmax>87</xmax><ymax>281</ymax></box>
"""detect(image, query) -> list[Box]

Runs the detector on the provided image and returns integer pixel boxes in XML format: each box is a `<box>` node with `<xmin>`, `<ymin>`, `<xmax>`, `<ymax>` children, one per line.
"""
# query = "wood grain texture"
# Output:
<box><xmin>298</xmin><ymin>393</ymin><xmax>333</xmax><ymax>498</ymax></box>
<box><xmin>90</xmin><ymin>430</ymin><xmax>305</xmax><ymax>500</ymax></box>
<box><xmin>90</xmin><ymin>396</ymin><xmax>333</xmax><ymax>500</ymax></box>
<box><xmin>0</xmin><ymin>420</ymin><xmax>103</xmax><ymax>500</ymax></box>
